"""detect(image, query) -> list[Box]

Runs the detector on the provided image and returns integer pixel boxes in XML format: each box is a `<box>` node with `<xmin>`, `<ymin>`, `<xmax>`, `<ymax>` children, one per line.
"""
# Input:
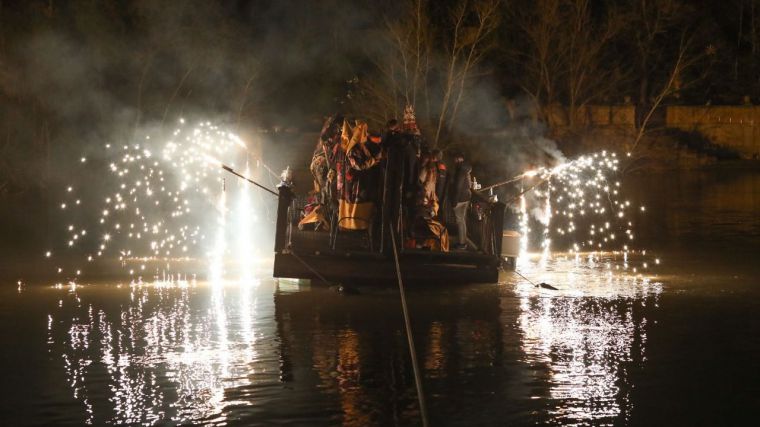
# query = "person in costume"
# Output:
<box><xmin>401</xmin><ymin>105</ymin><xmax>424</xmax><ymax>206</ymax></box>
<box><xmin>417</xmin><ymin>151</ymin><xmax>439</xmax><ymax>218</ymax></box>
<box><xmin>300</xmin><ymin>114</ymin><xmax>343</xmax><ymax>231</ymax></box>
<box><xmin>336</xmin><ymin>120</ymin><xmax>383</xmax><ymax>231</ymax></box>
<box><xmin>432</xmin><ymin>149</ymin><xmax>448</xmax><ymax>211</ymax></box>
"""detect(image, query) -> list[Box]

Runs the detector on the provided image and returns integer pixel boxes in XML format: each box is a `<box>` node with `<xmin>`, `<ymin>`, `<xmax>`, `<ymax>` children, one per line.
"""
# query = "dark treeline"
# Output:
<box><xmin>0</xmin><ymin>0</ymin><xmax>757</xmax><ymax>253</ymax></box>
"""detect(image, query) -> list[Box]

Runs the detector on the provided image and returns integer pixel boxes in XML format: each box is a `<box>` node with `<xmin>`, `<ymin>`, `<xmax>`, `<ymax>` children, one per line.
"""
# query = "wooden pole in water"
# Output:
<box><xmin>389</xmin><ymin>227</ymin><xmax>429</xmax><ymax>427</ymax></box>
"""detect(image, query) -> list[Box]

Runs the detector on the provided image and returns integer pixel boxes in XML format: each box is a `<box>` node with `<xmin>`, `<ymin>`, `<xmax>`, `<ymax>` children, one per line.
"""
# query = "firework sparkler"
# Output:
<box><xmin>513</xmin><ymin>150</ymin><xmax>657</xmax><ymax>275</ymax></box>
<box><xmin>49</xmin><ymin>119</ymin><xmax>267</xmax><ymax>284</ymax></box>
<box><xmin>49</xmin><ymin>121</ymin><xmax>654</xmax><ymax>286</ymax></box>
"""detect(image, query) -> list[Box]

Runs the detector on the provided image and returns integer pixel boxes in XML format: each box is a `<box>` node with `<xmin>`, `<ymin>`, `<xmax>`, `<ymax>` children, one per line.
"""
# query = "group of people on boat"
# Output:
<box><xmin>299</xmin><ymin>105</ymin><xmax>475</xmax><ymax>252</ymax></box>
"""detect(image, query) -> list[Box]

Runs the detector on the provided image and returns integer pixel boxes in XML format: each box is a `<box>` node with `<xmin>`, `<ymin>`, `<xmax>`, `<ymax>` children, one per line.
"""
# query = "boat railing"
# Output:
<box><xmin>275</xmin><ymin>161</ymin><xmax>505</xmax><ymax>259</ymax></box>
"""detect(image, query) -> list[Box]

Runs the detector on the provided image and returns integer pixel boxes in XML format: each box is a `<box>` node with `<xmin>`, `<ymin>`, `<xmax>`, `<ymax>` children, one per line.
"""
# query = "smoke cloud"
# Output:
<box><xmin>0</xmin><ymin>0</ymin><xmax>565</xmax><ymax>259</ymax></box>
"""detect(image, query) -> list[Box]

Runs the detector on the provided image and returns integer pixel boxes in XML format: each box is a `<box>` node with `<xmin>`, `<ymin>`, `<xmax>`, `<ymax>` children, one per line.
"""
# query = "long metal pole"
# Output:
<box><xmin>221</xmin><ymin>164</ymin><xmax>279</xmax><ymax>197</ymax></box>
<box><xmin>500</xmin><ymin>177</ymin><xmax>550</xmax><ymax>206</ymax></box>
<box><xmin>389</xmin><ymin>227</ymin><xmax>429</xmax><ymax>427</ymax></box>
<box><xmin>476</xmin><ymin>173</ymin><xmax>524</xmax><ymax>193</ymax></box>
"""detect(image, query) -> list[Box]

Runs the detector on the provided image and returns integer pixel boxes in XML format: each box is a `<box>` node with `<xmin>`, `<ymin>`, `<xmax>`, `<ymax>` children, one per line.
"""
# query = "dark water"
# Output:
<box><xmin>1</xmin><ymin>170</ymin><xmax>759</xmax><ymax>426</ymax></box>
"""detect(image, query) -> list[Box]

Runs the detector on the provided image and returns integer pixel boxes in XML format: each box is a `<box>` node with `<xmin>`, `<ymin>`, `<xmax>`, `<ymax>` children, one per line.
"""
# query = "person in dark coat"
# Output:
<box><xmin>380</xmin><ymin>119</ymin><xmax>405</xmax><ymax>230</ymax></box>
<box><xmin>401</xmin><ymin>106</ymin><xmax>423</xmax><ymax>213</ymax></box>
<box><xmin>450</xmin><ymin>152</ymin><xmax>472</xmax><ymax>250</ymax></box>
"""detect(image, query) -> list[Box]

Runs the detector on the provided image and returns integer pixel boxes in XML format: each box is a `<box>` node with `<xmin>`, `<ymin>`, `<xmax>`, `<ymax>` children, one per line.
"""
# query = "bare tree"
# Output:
<box><xmin>629</xmin><ymin>0</ymin><xmax>685</xmax><ymax>119</ymax></box>
<box><xmin>353</xmin><ymin>0</ymin><xmax>432</xmax><ymax>126</ymax></box>
<box><xmin>562</xmin><ymin>0</ymin><xmax>626</xmax><ymax>128</ymax></box>
<box><xmin>628</xmin><ymin>32</ymin><xmax>710</xmax><ymax>156</ymax></box>
<box><xmin>511</xmin><ymin>0</ymin><xmax>627</xmax><ymax>132</ymax></box>
<box><xmin>434</xmin><ymin>0</ymin><xmax>501</xmax><ymax>146</ymax></box>
<box><xmin>510</xmin><ymin>0</ymin><xmax>562</xmax><ymax>118</ymax></box>
<box><xmin>353</xmin><ymin>0</ymin><xmax>500</xmax><ymax>146</ymax></box>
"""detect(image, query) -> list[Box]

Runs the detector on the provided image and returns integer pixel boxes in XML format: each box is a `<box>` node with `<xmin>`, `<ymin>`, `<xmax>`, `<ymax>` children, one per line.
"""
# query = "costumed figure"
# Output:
<box><xmin>336</xmin><ymin>120</ymin><xmax>383</xmax><ymax>231</ymax></box>
<box><xmin>432</xmin><ymin>149</ymin><xmax>448</xmax><ymax>214</ymax></box>
<box><xmin>450</xmin><ymin>152</ymin><xmax>472</xmax><ymax>250</ymax></box>
<box><xmin>398</xmin><ymin>105</ymin><xmax>448</xmax><ymax>251</ymax></box>
<box><xmin>401</xmin><ymin>105</ymin><xmax>424</xmax><ymax>204</ymax></box>
<box><xmin>379</xmin><ymin>119</ymin><xmax>405</xmax><ymax>248</ymax></box>
<box><xmin>408</xmin><ymin>150</ymin><xmax>449</xmax><ymax>252</ymax></box>
<box><xmin>300</xmin><ymin>114</ymin><xmax>343</xmax><ymax>231</ymax></box>
<box><xmin>417</xmin><ymin>152</ymin><xmax>439</xmax><ymax>218</ymax></box>
<box><xmin>394</xmin><ymin>105</ymin><xmax>425</xmax><ymax>232</ymax></box>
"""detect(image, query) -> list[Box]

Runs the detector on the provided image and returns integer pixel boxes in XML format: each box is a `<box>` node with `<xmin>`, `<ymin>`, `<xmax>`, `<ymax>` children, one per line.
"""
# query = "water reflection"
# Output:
<box><xmin>633</xmin><ymin>171</ymin><xmax>760</xmax><ymax>247</ymax></box>
<box><xmin>10</xmin><ymin>169</ymin><xmax>758</xmax><ymax>425</ymax></box>
<box><xmin>43</xmin><ymin>259</ymin><xmax>663</xmax><ymax>426</ymax></box>
<box><xmin>513</xmin><ymin>256</ymin><xmax>662</xmax><ymax>425</ymax></box>
<box><xmin>424</xmin><ymin>322</ymin><xmax>446</xmax><ymax>376</ymax></box>
<box><xmin>47</xmin><ymin>280</ymin><xmax>280</xmax><ymax>426</ymax></box>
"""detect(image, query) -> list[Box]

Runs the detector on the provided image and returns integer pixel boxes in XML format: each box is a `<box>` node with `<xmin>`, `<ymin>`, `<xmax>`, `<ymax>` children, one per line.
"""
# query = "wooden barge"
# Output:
<box><xmin>272</xmin><ymin>173</ymin><xmax>509</xmax><ymax>285</ymax></box>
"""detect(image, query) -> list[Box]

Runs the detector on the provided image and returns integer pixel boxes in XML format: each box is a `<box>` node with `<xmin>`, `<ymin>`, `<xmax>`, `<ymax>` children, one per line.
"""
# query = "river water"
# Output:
<box><xmin>1</xmin><ymin>170</ymin><xmax>758</xmax><ymax>426</ymax></box>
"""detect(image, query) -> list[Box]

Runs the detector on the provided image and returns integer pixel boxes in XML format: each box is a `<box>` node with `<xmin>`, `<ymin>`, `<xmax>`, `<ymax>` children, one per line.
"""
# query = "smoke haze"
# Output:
<box><xmin>0</xmin><ymin>0</ymin><xmax>558</xmax><ymax>263</ymax></box>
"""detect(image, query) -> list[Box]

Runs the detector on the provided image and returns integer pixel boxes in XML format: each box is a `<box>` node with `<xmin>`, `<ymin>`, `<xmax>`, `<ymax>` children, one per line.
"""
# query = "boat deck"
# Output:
<box><xmin>275</xmin><ymin>229</ymin><xmax>500</xmax><ymax>284</ymax></box>
<box><xmin>272</xmin><ymin>172</ymin><xmax>505</xmax><ymax>285</ymax></box>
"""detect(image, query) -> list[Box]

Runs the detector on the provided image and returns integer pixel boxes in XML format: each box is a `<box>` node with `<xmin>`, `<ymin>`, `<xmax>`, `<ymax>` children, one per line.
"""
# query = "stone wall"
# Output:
<box><xmin>547</xmin><ymin>104</ymin><xmax>760</xmax><ymax>159</ymax></box>
<box><xmin>546</xmin><ymin>104</ymin><xmax>636</xmax><ymax>128</ymax></box>
<box><xmin>666</xmin><ymin>106</ymin><xmax>760</xmax><ymax>159</ymax></box>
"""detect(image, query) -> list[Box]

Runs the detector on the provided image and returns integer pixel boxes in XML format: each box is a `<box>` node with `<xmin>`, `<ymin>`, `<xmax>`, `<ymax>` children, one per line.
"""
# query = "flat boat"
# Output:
<box><xmin>272</xmin><ymin>170</ymin><xmax>508</xmax><ymax>285</ymax></box>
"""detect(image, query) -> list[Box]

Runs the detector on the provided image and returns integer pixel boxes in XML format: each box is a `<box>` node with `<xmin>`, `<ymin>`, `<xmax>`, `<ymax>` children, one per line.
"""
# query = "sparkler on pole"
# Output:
<box><xmin>50</xmin><ymin>119</ymin><xmax>269</xmax><ymax>283</ymax></box>
<box><xmin>506</xmin><ymin>151</ymin><xmax>653</xmax><ymax>270</ymax></box>
<box><xmin>49</xmin><ymin>118</ymin><xmax>658</xmax><ymax>284</ymax></box>
<box><xmin>220</xmin><ymin>164</ymin><xmax>278</xmax><ymax>197</ymax></box>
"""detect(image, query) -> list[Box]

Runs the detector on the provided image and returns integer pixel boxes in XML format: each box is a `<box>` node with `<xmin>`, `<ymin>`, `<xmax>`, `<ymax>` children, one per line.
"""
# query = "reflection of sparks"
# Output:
<box><xmin>235</xmin><ymin>165</ymin><xmax>256</xmax><ymax>283</ymax></box>
<box><xmin>48</xmin><ymin>281</ymin><xmax>277</xmax><ymax>425</ymax></box>
<box><xmin>514</xmin><ymin>255</ymin><xmax>662</xmax><ymax>424</ymax></box>
<box><xmin>209</xmin><ymin>188</ymin><xmax>227</xmax><ymax>283</ymax></box>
